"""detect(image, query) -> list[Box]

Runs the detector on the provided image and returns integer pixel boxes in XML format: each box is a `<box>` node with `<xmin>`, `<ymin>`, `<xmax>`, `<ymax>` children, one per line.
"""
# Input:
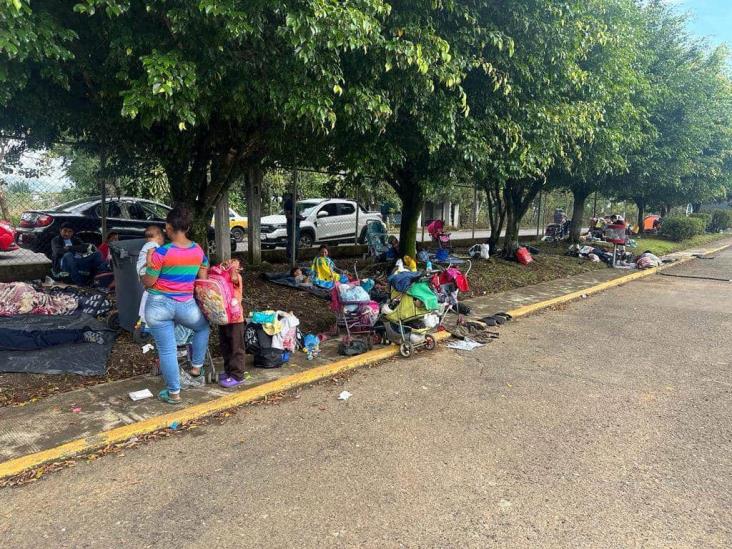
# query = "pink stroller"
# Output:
<box><xmin>427</xmin><ymin>220</ymin><xmax>451</xmax><ymax>249</ymax></box>
<box><xmin>330</xmin><ymin>282</ymin><xmax>379</xmax><ymax>343</ymax></box>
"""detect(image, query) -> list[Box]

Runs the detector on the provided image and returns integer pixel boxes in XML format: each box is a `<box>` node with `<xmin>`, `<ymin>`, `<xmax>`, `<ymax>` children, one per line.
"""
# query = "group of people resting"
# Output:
<box><xmin>285</xmin><ymin>233</ymin><xmax>401</xmax><ymax>290</ymax></box>
<box><xmin>51</xmin><ymin>223</ymin><xmax>114</xmax><ymax>285</ymax></box>
<box><xmin>49</xmin><ymin>207</ymin><xmax>408</xmax><ymax>404</ymax></box>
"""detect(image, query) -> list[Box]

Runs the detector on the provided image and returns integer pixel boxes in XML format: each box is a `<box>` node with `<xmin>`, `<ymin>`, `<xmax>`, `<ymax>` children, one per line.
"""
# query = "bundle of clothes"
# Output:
<box><xmin>0</xmin><ymin>282</ymin><xmax>113</xmax><ymax>317</ymax></box>
<box><xmin>0</xmin><ymin>282</ymin><xmax>78</xmax><ymax>316</ymax></box>
<box><xmin>244</xmin><ymin>310</ymin><xmax>301</xmax><ymax>369</ymax></box>
<box><xmin>568</xmin><ymin>244</ymin><xmax>663</xmax><ymax>270</ymax></box>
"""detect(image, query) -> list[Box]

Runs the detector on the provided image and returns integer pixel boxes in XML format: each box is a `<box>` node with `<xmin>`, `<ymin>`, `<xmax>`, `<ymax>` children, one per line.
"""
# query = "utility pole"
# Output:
<box><xmin>290</xmin><ymin>169</ymin><xmax>298</xmax><ymax>268</ymax></box>
<box><xmin>472</xmin><ymin>181</ymin><xmax>477</xmax><ymax>240</ymax></box>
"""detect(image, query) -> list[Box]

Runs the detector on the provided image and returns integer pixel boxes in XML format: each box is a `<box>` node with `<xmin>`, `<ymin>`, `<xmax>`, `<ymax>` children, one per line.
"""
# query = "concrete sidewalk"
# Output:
<box><xmin>1</xmin><ymin>238</ymin><xmax>729</xmax><ymax>477</ymax></box>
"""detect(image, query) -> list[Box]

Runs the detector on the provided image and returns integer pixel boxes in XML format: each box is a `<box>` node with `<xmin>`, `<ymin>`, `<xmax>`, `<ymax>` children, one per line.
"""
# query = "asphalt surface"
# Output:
<box><xmin>1</xmin><ymin>249</ymin><xmax>731</xmax><ymax>548</ymax></box>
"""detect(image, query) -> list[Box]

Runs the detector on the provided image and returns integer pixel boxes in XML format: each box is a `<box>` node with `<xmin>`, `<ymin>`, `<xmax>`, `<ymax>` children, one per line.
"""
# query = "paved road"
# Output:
<box><xmin>2</xmin><ymin>250</ymin><xmax>731</xmax><ymax>547</ymax></box>
<box><xmin>234</xmin><ymin>227</ymin><xmax>546</xmax><ymax>252</ymax></box>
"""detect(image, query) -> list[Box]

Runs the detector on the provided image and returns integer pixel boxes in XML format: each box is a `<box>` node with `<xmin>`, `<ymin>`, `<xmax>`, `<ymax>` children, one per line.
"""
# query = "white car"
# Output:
<box><xmin>260</xmin><ymin>198</ymin><xmax>384</xmax><ymax>249</ymax></box>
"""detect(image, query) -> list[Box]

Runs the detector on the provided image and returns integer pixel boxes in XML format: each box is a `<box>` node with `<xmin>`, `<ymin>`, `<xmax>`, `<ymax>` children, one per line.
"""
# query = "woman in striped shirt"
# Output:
<box><xmin>142</xmin><ymin>206</ymin><xmax>210</xmax><ymax>404</ymax></box>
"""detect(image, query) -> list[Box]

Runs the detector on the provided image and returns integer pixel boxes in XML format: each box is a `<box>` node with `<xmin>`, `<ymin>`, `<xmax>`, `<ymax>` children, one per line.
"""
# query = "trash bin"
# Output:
<box><xmin>110</xmin><ymin>239</ymin><xmax>147</xmax><ymax>333</ymax></box>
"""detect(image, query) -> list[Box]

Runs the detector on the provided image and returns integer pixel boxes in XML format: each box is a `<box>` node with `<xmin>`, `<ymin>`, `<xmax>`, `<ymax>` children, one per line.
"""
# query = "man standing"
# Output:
<box><xmin>51</xmin><ymin>223</ymin><xmax>108</xmax><ymax>285</ymax></box>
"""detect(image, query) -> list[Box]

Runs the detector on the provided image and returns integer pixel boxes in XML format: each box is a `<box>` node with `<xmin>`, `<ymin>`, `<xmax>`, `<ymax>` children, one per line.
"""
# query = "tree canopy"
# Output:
<box><xmin>2</xmin><ymin>0</ymin><xmax>731</xmax><ymax>253</ymax></box>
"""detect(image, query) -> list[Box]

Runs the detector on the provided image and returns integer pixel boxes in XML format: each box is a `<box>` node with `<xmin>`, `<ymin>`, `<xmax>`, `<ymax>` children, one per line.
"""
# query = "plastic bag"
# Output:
<box><xmin>469</xmin><ymin>244</ymin><xmax>490</xmax><ymax>260</ymax></box>
<box><xmin>516</xmin><ymin>247</ymin><xmax>533</xmax><ymax>265</ymax></box>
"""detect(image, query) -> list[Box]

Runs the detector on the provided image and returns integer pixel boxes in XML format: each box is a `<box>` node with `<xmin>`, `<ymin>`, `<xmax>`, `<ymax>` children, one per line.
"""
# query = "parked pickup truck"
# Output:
<box><xmin>259</xmin><ymin>198</ymin><xmax>384</xmax><ymax>249</ymax></box>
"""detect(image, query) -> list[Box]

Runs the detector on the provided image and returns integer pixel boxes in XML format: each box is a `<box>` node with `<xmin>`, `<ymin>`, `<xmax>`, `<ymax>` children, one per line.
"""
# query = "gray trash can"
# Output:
<box><xmin>110</xmin><ymin>239</ymin><xmax>147</xmax><ymax>333</ymax></box>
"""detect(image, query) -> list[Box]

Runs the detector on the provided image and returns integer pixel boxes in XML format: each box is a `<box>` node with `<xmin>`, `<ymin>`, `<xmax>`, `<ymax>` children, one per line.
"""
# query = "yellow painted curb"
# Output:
<box><xmin>0</xmin><ymin>331</ymin><xmax>451</xmax><ymax>480</ymax></box>
<box><xmin>507</xmin><ymin>242</ymin><xmax>731</xmax><ymax>319</ymax></box>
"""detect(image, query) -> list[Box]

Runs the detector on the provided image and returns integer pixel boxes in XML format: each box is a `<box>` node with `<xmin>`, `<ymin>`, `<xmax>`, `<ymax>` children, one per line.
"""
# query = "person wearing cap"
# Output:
<box><xmin>50</xmin><ymin>222</ymin><xmax>108</xmax><ymax>285</ymax></box>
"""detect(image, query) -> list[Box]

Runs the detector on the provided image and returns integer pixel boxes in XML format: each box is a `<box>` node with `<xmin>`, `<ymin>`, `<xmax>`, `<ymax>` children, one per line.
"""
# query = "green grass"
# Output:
<box><xmin>631</xmin><ymin>233</ymin><xmax>729</xmax><ymax>257</ymax></box>
<box><xmin>467</xmin><ymin>254</ymin><xmax>606</xmax><ymax>296</ymax></box>
<box><xmin>462</xmin><ymin>232</ymin><xmax>730</xmax><ymax>297</ymax></box>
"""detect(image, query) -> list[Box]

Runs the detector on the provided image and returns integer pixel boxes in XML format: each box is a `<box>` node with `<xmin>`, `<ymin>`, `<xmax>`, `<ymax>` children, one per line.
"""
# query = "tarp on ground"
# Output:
<box><xmin>261</xmin><ymin>272</ymin><xmax>332</xmax><ymax>300</ymax></box>
<box><xmin>0</xmin><ymin>313</ymin><xmax>116</xmax><ymax>376</ymax></box>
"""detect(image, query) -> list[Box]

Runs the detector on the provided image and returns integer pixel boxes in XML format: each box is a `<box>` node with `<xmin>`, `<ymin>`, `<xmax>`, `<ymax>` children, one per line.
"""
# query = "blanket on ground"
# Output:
<box><xmin>0</xmin><ymin>313</ymin><xmax>116</xmax><ymax>375</ymax></box>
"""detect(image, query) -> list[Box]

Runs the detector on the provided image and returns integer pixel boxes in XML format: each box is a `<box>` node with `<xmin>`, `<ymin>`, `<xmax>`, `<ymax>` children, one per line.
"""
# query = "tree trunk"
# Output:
<box><xmin>482</xmin><ymin>178</ymin><xmax>505</xmax><ymax>254</ymax></box>
<box><xmin>635</xmin><ymin>197</ymin><xmax>645</xmax><ymax>236</ymax></box>
<box><xmin>569</xmin><ymin>188</ymin><xmax>589</xmax><ymax>243</ymax></box>
<box><xmin>0</xmin><ymin>180</ymin><xmax>10</xmax><ymax>221</ymax></box>
<box><xmin>246</xmin><ymin>165</ymin><xmax>263</xmax><ymax>265</ymax></box>
<box><xmin>502</xmin><ymin>178</ymin><xmax>543</xmax><ymax>256</ymax></box>
<box><xmin>213</xmin><ymin>192</ymin><xmax>231</xmax><ymax>264</ymax></box>
<box><xmin>392</xmin><ymin>172</ymin><xmax>423</xmax><ymax>259</ymax></box>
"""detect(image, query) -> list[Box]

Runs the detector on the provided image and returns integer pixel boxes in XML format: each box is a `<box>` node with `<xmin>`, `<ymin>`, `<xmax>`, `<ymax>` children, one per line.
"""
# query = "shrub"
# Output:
<box><xmin>709</xmin><ymin>209</ymin><xmax>732</xmax><ymax>233</ymax></box>
<box><xmin>689</xmin><ymin>212</ymin><xmax>712</xmax><ymax>228</ymax></box>
<box><xmin>659</xmin><ymin>216</ymin><xmax>706</xmax><ymax>241</ymax></box>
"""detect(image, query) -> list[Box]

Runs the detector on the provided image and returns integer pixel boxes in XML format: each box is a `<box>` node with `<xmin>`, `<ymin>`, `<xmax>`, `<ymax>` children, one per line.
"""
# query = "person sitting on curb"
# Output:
<box><xmin>50</xmin><ymin>223</ymin><xmax>109</xmax><ymax>285</ymax></box>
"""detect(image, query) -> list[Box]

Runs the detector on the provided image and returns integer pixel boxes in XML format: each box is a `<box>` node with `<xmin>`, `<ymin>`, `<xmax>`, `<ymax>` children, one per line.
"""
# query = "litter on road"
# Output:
<box><xmin>447</xmin><ymin>339</ymin><xmax>484</xmax><ymax>351</ymax></box>
<box><xmin>128</xmin><ymin>389</ymin><xmax>153</xmax><ymax>401</ymax></box>
<box><xmin>338</xmin><ymin>391</ymin><xmax>352</xmax><ymax>401</ymax></box>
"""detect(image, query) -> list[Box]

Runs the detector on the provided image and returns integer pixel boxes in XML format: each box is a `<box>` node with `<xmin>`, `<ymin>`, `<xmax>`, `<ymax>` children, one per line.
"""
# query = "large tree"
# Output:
<box><xmin>327</xmin><ymin>1</ymin><xmax>509</xmax><ymax>257</ymax></box>
<box><xmin>461</xmin><ymin>0</ymin><xmax>615</xmax><ymax>255</ymax></box>
<box><xmin>1</xmin><ymin>0</ymin><xmax>401</xmax><ymax>244</ymax></box>
<box><xmin>548</xmin><ymin>0</ymin><xmax>650</xmax><ymax>242</ymax></box>
<box><xmin>616</xmin><ymin>2</ymin><xmax>732</xmax><ymax>229</ymax></box>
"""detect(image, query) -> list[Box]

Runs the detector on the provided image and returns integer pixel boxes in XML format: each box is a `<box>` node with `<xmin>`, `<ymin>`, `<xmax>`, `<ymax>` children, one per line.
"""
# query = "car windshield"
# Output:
<box><xmin>50</xmin><ymin>197</ymin><xmax>99</xmax><ymax>212</ymax></box>
<box><xmin>278</xmin><ymin>200</ymin><xmax>322</xmax><ymax>217</ymax></box>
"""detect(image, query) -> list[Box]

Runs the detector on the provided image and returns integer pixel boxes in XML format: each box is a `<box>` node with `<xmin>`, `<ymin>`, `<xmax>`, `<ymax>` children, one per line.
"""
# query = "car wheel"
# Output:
<box><xmin>231</xmin><ymin>227</ymin><xmax>246</xmax><ymax>242</ymax></box>
<box><xmin>299</xmin><ymin>233</ymin><xmax>314</xmax><ymax>248</ymax></box>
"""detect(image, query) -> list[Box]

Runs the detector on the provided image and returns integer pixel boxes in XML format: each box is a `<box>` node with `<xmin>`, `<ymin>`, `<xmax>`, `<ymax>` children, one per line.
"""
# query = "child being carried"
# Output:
<box><xmin>136</xmin><ymin>225</ymin><xmax>165</xmax><ymax>326</ymax></box>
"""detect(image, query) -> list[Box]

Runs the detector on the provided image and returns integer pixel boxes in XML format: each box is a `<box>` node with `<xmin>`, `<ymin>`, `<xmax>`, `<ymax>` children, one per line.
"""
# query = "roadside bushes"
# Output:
<box><xmin>689</xmin><ymin>212</ymin><xmax>712</xmax><ymax>227</ymax></box>
<box><xmin>709</xmin><ymin>209</ymin><xmax>731</xmax><ymax>233</ymax></box>
<box><xmin>660</xmin><ymin>216</ymin><xmax>706</xmax><ymax>241</ymax></box>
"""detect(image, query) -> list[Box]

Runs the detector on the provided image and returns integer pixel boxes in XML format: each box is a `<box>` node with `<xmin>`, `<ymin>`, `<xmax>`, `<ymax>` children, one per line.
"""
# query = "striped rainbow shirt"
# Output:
<box><xmin>146</xmin><ymin>242</ymin><xmax>209</xmax><ymax>301</ymax></box>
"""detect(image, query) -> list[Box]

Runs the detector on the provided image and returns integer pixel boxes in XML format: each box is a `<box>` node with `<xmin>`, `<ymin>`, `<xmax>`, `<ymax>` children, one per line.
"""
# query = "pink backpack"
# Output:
<box><xmin>194</xmin><ymin>264</ymin><xmax>243</xmax><ymax>325</ymax></box>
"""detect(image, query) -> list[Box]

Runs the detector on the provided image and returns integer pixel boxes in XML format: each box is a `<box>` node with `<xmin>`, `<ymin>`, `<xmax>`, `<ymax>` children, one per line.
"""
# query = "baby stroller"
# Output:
<box><xmin>331</xmin><ymin>281</ymin><xmax>380</xmax><ymax>345</ymax></box>
<box><xmin>145</xmin><ymin>324</ymin><xmax>218</xmax><ymax>385</ymax></box>
<box><xmin>604</xmin><ymin>223</ymin><xmax>629</xmax><ymax>267</ymax></box>
<box><xmin>364</xmin><ymin>220</ymin><xmax>389</xmax><ymax>260</ymax></box>
<box><xmin>427</xmin><ymin>220</ymin><xmax>451</xmax><ymax>249</ymax></box>
<box><xmin>543</xmin><ymin>219</ymin><xmax>571</xmax><ymax>242</ymax></box>
<box><xmin>431</xmin><ymin>263</ymin><xmax>471</xmax><ymax>324</ymax></box>
<box><xmin>381</xmin><ymin>273</ymin><xmax>441</xmax><ymax>357</ymax></box>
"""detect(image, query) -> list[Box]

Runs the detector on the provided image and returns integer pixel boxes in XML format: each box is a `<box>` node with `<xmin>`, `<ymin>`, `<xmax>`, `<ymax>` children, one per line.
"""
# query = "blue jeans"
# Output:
<box><xmin>145</xmin><ymin>293</ymin><xmax>210</xmax><ymax>394</ymax></box>
<box><xmin>60</xmin><ymin>251</ymin><xmax>108</xmax><ymax>285</ymax></box>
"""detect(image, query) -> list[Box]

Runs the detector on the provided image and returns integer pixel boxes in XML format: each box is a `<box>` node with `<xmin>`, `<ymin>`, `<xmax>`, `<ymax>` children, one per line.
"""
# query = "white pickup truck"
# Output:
<box><xmin>259</xmin><ymin>198</ymin><xmax>384</xmax><ymax>249</ymax></box>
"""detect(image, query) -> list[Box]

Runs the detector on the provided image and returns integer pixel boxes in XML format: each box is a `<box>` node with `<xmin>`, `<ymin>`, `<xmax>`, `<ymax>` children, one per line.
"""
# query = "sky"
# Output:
<box><xmin>671</xmin><ymin>0</ymin><xmax>732</xmax><ymax>50</ymax></box>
